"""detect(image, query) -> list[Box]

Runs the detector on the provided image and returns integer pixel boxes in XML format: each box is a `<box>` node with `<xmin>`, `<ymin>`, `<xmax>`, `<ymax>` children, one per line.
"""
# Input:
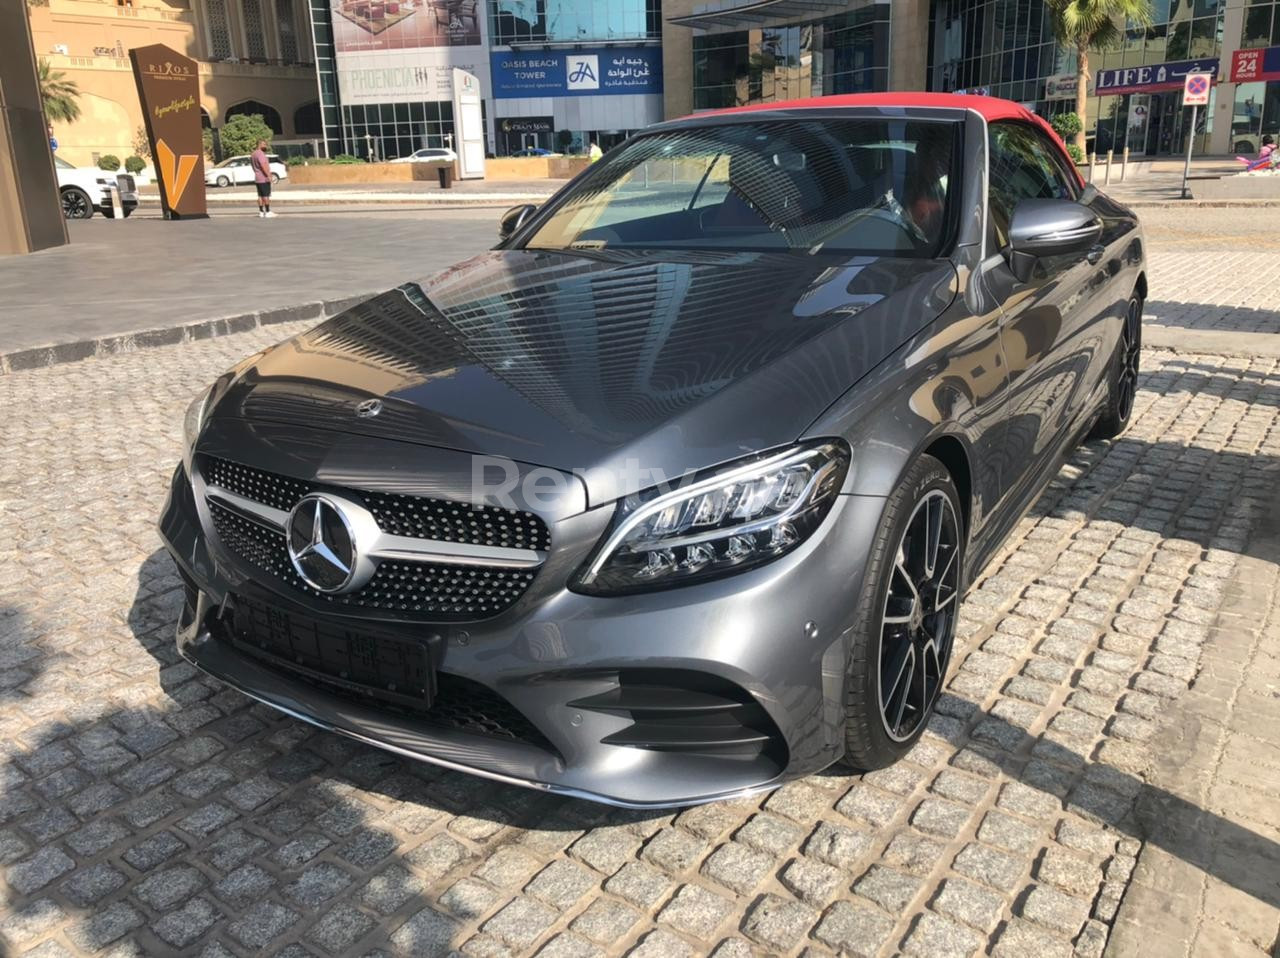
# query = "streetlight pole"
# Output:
<box><xmin>1181</xmin><ymin>102</ymin><xmax>1197</xmax><ymax>200</ymax></box>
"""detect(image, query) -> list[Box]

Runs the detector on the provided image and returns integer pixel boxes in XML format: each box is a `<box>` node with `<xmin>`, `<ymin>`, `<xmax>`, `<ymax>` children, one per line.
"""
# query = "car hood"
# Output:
<box><xmin>219</xmin><ymin>248</ymin><xmax>956</xmax><ymax>506</ymax></box>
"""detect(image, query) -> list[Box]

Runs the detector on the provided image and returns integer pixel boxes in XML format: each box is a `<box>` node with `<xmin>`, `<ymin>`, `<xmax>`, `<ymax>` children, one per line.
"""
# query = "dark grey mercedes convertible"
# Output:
<box><xmin>160</xmin><ymin>93</ymin><xmax>1145</xmax><ymax>807</ymax></box>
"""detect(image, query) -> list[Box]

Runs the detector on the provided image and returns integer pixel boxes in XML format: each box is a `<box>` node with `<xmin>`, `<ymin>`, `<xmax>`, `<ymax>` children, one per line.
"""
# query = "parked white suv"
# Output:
<box><xmin>205</xmin><ymin>154</ymin><xmax>287</xmax><ymax>187</ymax></box>
<box><xmin>54</xmin><ymin>156</ymin><xmax>139</xmax><ymax>219</ymax></box>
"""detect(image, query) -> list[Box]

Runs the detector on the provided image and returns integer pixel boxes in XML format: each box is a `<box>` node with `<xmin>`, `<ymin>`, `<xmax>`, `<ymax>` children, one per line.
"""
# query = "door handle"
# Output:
<box><xmin>1086</xmin><ymin>244</ymin><xmax>1105</xmax><ymax>265</ymax></box>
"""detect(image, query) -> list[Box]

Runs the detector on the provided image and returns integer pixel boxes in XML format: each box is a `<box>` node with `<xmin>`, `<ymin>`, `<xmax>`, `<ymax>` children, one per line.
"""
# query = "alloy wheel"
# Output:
<box><xmin>1116</xmin><ymin>298</ymin><xmax>1141</xmax><ymax>423</ymax></box>
<box><xmin>61</xmin><ymin>189</ymin><xmax>89</xmax><ymax>219</ymax></box>
<box><xmin>877</xmin><ymin>489</ymin><xmax>961</xmax><ymax>742</ymax></box>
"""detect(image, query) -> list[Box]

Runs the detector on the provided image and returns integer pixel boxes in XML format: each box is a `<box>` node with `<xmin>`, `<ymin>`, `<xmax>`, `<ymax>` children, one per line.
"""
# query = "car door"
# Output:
<box><xmin>981</xmin><ymin>120</ymin><xmax>1106</xmax><ymax>509</ymax></box>
<box><xmin>234</xmin><ymin>158</ymin><xmax>251</xmax><ymax>185</ymax></box>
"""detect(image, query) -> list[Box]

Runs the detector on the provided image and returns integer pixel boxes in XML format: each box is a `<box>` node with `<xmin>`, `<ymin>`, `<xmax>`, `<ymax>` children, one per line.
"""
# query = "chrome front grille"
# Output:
<box><xmin>199</xmin><ymin>456</ymin><xmax>549</xmax><ymax>620</ymax></box>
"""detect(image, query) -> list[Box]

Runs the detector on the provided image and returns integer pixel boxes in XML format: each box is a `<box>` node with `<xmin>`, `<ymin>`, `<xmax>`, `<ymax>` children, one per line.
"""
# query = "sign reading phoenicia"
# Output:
<box><xmin>490</xmin><ymin>47</ymin><xmax>662</xmax><ymax>99</ymax></box>
<box><xmin>129</xmin><ymin>44</ymin><xmax>206</xmax><ymax>219</ymax></box>
<box><xmin>1094</xmin><ymin>58</ymin><xmax>1219</xmax><ymax>95</ymax></box>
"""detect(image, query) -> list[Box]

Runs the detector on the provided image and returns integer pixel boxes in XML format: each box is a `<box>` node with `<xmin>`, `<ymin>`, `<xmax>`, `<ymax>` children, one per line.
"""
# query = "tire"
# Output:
<box><xmin>60</xmin><ymin>187</ymin><xmax>94</xmax><ymax>220</ymax></box>
<box><xmin>216</xmin><ymin>175</ymin><xmax>230</xmax><ymax>188</ymax></box>
<box><xmin>270</xmin><ymin>172</ymin><xmax>280</xmax><ymax>184</ymax></box>
<box><xmin>1089</xmin><ymin>293</ymin><xmax>1142</xmax><ymax>440</ymax></box>
<box><xmin>1236</xmin><ymin>140</ymin><xmax>1255</xmax><ymax>154</ymax></box>
<box><xmin>121</xmin><ymin>206</ymin><xmax>134</xmax><ymax>218</ymax></box>
<box><xmin>844</xmin><ymin>454</ymin><xmax>964</xmax><ymax>769</ymax></box>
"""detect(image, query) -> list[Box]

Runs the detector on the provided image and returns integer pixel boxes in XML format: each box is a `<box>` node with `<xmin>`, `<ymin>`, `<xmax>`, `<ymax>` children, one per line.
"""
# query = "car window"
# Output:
<box><xmin>988</xmin><ymin>121</ymin><xmax>1079</xmax><ymax>248</ymax></box>
<box><xmin>523</xmin><ymin>118</ymin><xmax>960</xmax><ymax>257</ymax></box>
<box><xmin>54</xmin><ymin>156</ymin><xmax>74</xmax><ymax>169</ymax></box>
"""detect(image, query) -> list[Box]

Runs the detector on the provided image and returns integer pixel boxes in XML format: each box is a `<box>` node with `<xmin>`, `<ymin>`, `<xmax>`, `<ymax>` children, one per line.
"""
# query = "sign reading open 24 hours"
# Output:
<box><xmin>490</xmin><ymin>47</ymin><xmax>662</xmax><ymax>99</ymax></box>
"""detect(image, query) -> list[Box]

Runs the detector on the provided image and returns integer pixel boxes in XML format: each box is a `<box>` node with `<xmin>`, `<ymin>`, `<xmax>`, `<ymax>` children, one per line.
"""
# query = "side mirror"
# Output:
<box><xmin>1006</xmin><ymin>198</ymin><xmax>1102</xmax><ymax>283</ymax></box>
<box><xmin>498</xmin><ymin>203</ymin><xmax>537</xmax><ymax>242</ymax></box>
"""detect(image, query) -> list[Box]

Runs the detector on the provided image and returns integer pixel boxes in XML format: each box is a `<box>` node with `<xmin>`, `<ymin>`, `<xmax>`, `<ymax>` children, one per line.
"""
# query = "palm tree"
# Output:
<box><xmin>38</xmin><ymin>59</ymin><xmax>82</xmax><ymax>124</ymax></box>
<box><xmin>1047</xmin><ymin>0</ymin><xmax>1154</xmax><ymax>152</ymax></box>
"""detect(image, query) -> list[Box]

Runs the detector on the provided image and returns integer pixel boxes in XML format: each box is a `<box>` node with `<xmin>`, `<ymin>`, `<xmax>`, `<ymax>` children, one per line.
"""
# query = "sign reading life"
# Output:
<box><xmin>130</xmin><ymin>44</ymin><xmax>207</xmax><ymax>219</ymax></box>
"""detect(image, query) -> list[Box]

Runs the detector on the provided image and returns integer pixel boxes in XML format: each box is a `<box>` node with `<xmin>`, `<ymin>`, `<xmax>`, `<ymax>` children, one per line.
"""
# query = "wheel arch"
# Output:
<box><xmin>1134</xmin><ymin>271</ymin><xmax>1147</xmax><ymax>303</ymax></box>
<box><xmin>921</xmin><ymin>434</ymin><xmax>973</xmax><ymax>539</ymax></box>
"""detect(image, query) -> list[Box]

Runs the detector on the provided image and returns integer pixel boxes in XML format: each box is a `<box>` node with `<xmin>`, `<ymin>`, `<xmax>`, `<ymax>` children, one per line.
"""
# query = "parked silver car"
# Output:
<box><xmin>161</xmin><ymin>93</ymin><xmax>1146</xmax><ymax>807</ymax></box>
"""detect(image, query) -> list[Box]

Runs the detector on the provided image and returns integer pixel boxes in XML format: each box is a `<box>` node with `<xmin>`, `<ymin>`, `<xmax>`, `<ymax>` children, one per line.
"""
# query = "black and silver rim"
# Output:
<box><xmin>61</xmin><ymin>189</ymin><xmax>89</xmax><ymax>219</ymax></box>
<box><xmin>1116</xmin><ymin>298</ymin><xmax>1141</xmax><ymax>423</ymax></box>
<box><xmin>877</xmin><ymin>490</ymin><xmax>961</xmax><ymax>742</ymax></box>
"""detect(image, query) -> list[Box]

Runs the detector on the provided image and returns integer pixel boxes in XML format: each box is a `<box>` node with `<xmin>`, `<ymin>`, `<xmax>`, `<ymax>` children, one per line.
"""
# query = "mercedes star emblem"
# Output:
<box><xmin>286</xmin><ymin>494</ymin><xmax>359</xmax><ymax>593</ymax></box>
<box><xmin>354</xmin><ymin>398</ymin><xmax>383</xmax><ymax>418</ymax></box>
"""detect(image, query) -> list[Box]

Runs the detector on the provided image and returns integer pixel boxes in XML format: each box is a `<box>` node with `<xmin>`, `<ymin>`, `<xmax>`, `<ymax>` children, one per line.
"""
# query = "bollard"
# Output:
<box><xmin>106</xmin><ymin>184</ymin><xmax>120</xmax><ymax>220</ymax></box>
<box><xmin>1121</xmin><ymin>146</ymin><xmax>1130</xmax><ymax>182</ymax></box>
<box><xmin>1105</xmin><ymin>149</ymin><xmax>1113</xmax><ymax>185</ymax></box>
<box><xmin>1088</xmin><ymin>152</ymin><xmax>1097</xmax><ymax>182</ymax></box>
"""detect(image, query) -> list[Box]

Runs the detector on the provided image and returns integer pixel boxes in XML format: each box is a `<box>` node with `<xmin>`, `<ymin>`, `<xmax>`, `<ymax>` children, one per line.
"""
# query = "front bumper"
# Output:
<box><xmin>159</xmin><ymin>450</ymin><xmax>882</xmax><ymax>807</ymax></box>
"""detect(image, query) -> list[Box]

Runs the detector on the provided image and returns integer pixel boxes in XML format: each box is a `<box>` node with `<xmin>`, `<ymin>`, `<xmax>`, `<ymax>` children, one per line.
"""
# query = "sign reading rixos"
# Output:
<box><xmin>129</xmin><ymin>44</ymin><xmax>207</xmax><ymax>219</ymax></box>
<box><xmin>490</xmin><ymin>46</ymin><xmax>662</xmax><ymax>99</ymax></box>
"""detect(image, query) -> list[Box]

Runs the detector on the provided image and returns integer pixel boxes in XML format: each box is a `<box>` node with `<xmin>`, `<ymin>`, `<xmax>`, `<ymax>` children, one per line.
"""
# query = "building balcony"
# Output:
<box><xmin>197</xmin><ymin>58</ymin><xmax>316</xmax><ymax>80</ymax></box>
<box><xmin>46</xmin><ymin>0</ymin><xmax>195</xmax><ymax>25</ymax></box>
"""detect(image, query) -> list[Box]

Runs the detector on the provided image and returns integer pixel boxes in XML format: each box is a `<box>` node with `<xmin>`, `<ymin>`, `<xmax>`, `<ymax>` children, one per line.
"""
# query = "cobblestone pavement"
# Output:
<box><xmin>2</xmin><ymin>284</ymin><xmax>1280</xmax><ymax>954</ymax></box>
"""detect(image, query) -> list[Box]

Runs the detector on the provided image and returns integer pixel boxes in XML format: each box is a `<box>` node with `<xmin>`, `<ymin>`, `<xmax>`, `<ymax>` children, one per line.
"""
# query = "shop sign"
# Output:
<box><xmin>490</xmin><ymin>47</ymin><xmax>662</xmax><ymax>99</ymax></box>
<box><xmin>1095</xmin><ymin>58</ymin><xmax>1219</xmax><ymax>96</ymax></box>
<box><xmin>1044</xmin><ymin>73</ymin><xmax>1077</xmax><ymax>100</ymax></box>
<box><xmin>1231</xmin><ymin>47</ymin><xmax>1280</xmax><ymax>84</ymax></box>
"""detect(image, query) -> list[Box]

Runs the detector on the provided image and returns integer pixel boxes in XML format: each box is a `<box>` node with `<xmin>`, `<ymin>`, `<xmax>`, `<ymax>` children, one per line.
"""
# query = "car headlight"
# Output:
<box><xmin>573</xmin><ymin>441</ymin><xmax>849</xmax><ymax>595</ymax></box>
<box><xmin>182</xmin><ymin>384</ymin><xmax>214</xmax><ymax>473</ymax></box>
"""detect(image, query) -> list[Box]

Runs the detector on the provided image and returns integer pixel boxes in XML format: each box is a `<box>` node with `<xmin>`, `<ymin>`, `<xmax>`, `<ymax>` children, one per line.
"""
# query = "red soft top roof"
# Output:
<box><xmin>680</xmin><ymin>92</ymin><xmax>1080</xmax><ymax>185</ymax></box>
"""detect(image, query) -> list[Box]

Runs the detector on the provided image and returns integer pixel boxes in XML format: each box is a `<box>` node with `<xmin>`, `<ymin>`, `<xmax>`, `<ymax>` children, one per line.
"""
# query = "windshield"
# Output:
<box><xmin>214</xmin><ymin>158</ymin><xmax>238</xmax><ymax>167</ymax></box>
<box><xmin>54</xmin><ymin>156</ymin><xmax>74</xmax><ymax>169</ymax></box>
<box><xmin>523</xmin><ymin>118</ymin><xmax>959</xmax><ymax>257</ymax></box>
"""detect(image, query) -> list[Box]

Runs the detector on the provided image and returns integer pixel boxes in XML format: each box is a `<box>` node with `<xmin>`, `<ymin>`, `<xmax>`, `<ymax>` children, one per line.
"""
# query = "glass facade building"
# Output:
<box><xmin>689</xmin><ymin>3</ymin><xmax>890</xmax><ymax>111</ymax></box>
<box><xmin>487</xmin><ymin>0</ymin><xmax>665</xmax><ymax>156</ymax></box>
<box><xmin>928</xmin><ymin>0</ymin><xmax>1070</xmax><ymax>106</ymax></box>
<box><xmin>489</xmin><ymin>0</ymin><xmax>662</xmax><ymax>44</ymax></box>
<box><xmin>1087</xmin><ymin>0</ymin><xmax>1227</xmax><ymax>155</ymax></box>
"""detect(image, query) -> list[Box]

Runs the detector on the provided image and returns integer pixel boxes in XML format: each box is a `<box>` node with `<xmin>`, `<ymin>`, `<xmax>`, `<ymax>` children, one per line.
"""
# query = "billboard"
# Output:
<box><xmin>331</xmin><ymin>0</ymin><xmax>488</xmax><ymax>104</ymax></box>
<box><xmin>490</xmin><ymin>47</ymin><xmax>662</xmax><ymax>99</ymax></box>
<box><xmin>129</xmin><ymin>44</ymin><xmax>206</xmax><ymax>219</ymax></box>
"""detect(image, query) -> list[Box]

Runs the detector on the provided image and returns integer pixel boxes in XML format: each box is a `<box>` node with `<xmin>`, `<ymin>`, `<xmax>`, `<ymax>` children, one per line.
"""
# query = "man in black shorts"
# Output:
<box><xmin>251</xmin><ymin>139</ymin><xmax>276</xmax><ymax>218</ymax></box>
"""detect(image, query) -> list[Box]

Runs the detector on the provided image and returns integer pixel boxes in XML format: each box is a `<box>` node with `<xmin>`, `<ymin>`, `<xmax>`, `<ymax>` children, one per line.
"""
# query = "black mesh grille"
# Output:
<box><xmin>204</xmin><ymin>456</ymin><xmax>309</xmax><ymax>513</ymax></box>
<box><xmin>200</xmin><ymin>455</ymin><xmax>549</xmax><ymax>620</ymax></box>
<box><xmin>209</xmin><ymin>502</ymin><xmax>539</xmax><ymax>618</ymax></box>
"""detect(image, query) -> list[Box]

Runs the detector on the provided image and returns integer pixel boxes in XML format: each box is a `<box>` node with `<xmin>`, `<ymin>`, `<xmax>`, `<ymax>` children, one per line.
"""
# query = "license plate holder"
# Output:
<box><xmin>226</xmin><ymin>596</ymin><xmax>437</xmax><ymax>709</ymax></box>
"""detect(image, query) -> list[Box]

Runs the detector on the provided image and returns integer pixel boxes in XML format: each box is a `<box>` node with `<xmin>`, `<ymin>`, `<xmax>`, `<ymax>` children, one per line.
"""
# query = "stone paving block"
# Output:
<box><xmin>734</xmin><ymin>813</ymin><xmax>804</xmax><ymax>856</ymax></box>
<box><xmin>812</xmin><ymin>899</ymin><xmax>896</xmax><ymax>956</ymax></box>
<box><xmin>154</xmin><ymin>897</ymin><xmax>221</xmax><ymax>949</ymax></box>
<box><xmin>391</xmin><ymin>906</ymin><xmax>463</xmax><ymax>956</ymax></box>
<box><xmin>881</xmin><ymin>829</ymin><xmax>949</xmax><ymax>876</ymax></box>
<box><xmin>804</xmin><ymin>821</ymin><xmax>874</xmax><ymax>869</ymax></box>
<box><xmin>537</xmin><ymin>931</ymin><xmax>606</xmax><ymax>958</ymax></box>
<box><xmin>700</xmin><ymin>841</ymin><xmax>775</xmax><ymax>896</ymax></box>
<box><xmin>439</xmin><ymin>878</ymin><xmax>500</xmax><ymax>921</ymax></box>
<box><xmin>64</xmin><ymin>901</ymin><xmax>144</xmax><ymax>952</ymax></box>
<box><xmin>482</xmin><ymin>897</ymin><xmax>559</xmax><ymax>949</ymax></box>
<box><xmin>990</xmin><ymin>917</ymin><xmax>1074</xmax><ymax>958</ymax></box>
<box><xmin>524</xmin><ymin>859</ymin><xmax>598</xmax><ymax>910</ymax></box>
<box><xmin>741</xmin><ymin>894</ymin><xmax>819</xmax><ymax>952</ymax></box>
<box><xmin>854</xmin><ymin>865</ymin><xmax>924</xmax><ymax>913</ymax></box>
<box><xmin>627</xmin><ymin>929</ymin><xmax>697</xmax><ymax>958</ymax></box>
<box><xmin>657</xmin><ymin>883</ymin><xmax>734</xmax><ymax>940</ymax></box>
<box><xmin>951</xmin><ymin>842</ymin><xmax>1028</xmax><ymax>894</ymax></box>
<box><xmin>571</xmin><ymin>898</ymin><xmax>642</xmax><ymax>943</ymax></box>
<box><xmin>900</xmin><ymin>911</ymin><xmax>984</xmax><ymax>957</ymax></box>
<box><xmin>640</xmin><ymin>827</ymin><xmax>708</xmax><ymax>875</ymax></box>
<box><xmin>779</xmin><ymin>855</ymin><xmax>843</xmax><ymax>905</ymax></box>
<box><xmin>1020</xmin><ymin>884</ymin><xmax>1091</xmax><ymax>937</ymax></box>
<box><xmin>603</xmin><ymin>861</ymin><xmax>672</xmax><ymax>909</ymax></box>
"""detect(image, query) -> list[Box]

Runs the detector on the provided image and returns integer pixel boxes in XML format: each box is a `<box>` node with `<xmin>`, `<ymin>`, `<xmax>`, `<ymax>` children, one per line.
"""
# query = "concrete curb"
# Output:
<box><xmin>0</xmin><ymin>292</ymin><xmax>376</xmax><ymax>376</ymax></box>
<box><xmin>1124</xmin><ymin>199</ymin><xmax>1280</xmax><ymax>208</ymax></box>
